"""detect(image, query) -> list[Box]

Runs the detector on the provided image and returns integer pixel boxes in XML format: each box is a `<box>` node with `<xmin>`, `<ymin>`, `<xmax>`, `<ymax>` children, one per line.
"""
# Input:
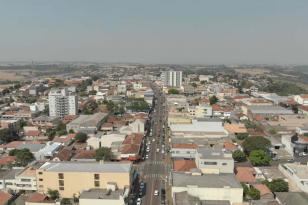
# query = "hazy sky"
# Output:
<box><xmin>0</xmin><ymin>0</ymin><xmax>308</xmax><ymax>64</ymax></box>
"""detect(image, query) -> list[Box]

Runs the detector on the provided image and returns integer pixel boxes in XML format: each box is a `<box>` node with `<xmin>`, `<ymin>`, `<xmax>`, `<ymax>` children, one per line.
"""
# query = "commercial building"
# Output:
<box><xmin>195</xmin><ymin>148</ymin><xmax>234</xmax><ymax>174</ymax></box>
<box><xmin>171</xmin><ymin>172</ymin><xmax>243</xmax><ymax>204</ymax></box>
<box><xmin>36</xmin><ymin>161</ymin><xmax>132</xmax><ymax>198</ymax></box>
<box><xmin>66</xmin><ymin>112</ymin><xmax>108</xmax><ymax>134</ymax></box>
<box><xmin>170</xmin><ymin>119</ymin><xmax>228</xmax><ymax>139</ymax></box>
<box><xmin>48</xmin><ymin>88</ymin><xmax>77</xmax><ymax>118</ymax></box>
<box><xmin>162</xmin><ymin>71</ymin><xmax>183</xmax><ymax>88</ymax></box>
<box><xmin>294</xmin><ymin>95</ymin><xmax>308</xmax><ymax>106</ymax></box>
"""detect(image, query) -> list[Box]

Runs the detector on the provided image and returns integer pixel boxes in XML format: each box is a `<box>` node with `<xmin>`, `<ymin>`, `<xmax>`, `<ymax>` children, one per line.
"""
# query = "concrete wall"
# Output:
<box><xmin>172</xmin><ymin>186</ymin><xmax>243</xmax><ymax>204</ymax></box>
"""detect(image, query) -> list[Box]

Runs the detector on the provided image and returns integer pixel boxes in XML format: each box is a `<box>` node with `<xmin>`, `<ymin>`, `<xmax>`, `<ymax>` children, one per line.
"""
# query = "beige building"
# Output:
<box><xmin>36</xmin><ymin>161</ymin><xmax>132</xmax><ymax>198</ymax></box>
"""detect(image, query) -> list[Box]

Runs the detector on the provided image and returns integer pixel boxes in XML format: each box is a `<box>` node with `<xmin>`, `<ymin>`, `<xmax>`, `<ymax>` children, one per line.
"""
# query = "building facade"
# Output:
<box><xmin>48</xmin><ymin>88</ymin><xmax>77</xmax><ymax>118</ymax></box>
<box><xmin>162</xmin><ymin>71</ymin><xmax>183</xmax><ymax>88</ymax></box>
<box><xmin>36</xmin><ymin>161</ymin><xmax>132</xmax><ymax>198</ymax></box>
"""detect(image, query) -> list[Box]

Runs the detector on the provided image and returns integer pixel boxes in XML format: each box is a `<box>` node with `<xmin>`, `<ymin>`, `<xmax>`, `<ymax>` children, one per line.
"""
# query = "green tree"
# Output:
<box><xmin>88</xmin><ymin>90</ymin><xmax>97</xmax><ymax>95</ymax></box>
<box><xmin>9</xmin><ymin>149</ymin><xmax>35</xmax><ymax>166</ymax></box>
<box><xmin>263</xmin><ymin>179</ymin><xmax>288</xmax><ymax>192</ymax></box>
<box><xmin>248</xmin><ymin>187</ymin><xmax>260</xmax><ymax>200</ymax></box>
<box><xmin>95</xmin><ymin>147</ymin><xmax>112</xmax><ymax>161</ymax></box>
<box><xmin>242</xmin><ymin>136</ymin><xmax>271</xmax><ymax>154</ymax></box>
<box><xmin>69</xmin><ymin>129</ymin><xmax>75</xmax><ymax>134</ymax></box>
<box><xmin>168</xmin><ymin>88</ymin><xmax>179</xmax><ymax>94</ymax></box>
<box><xmin>209</xmin><ymin>95</ymin><xmax>218</xmax><ymax>105</ymax></box>
<box><xmin>47</xmin><ymin>189</ymin><xmax>60</xmax><ymax>200</ymax></box>
<box><xmin>232</xmin><ymin>150</ymin><xmax>246</xmax><ymax>162</ymax></box>
<box><xmin>61</xmin><ymin>198</ymin><xmax>72</xmax><ymax>205</ymax></box>
<box><xmin>75</xmin><ymin>132</ymin><xmax>88</xmax><ymax>143</ymax></box>
<box><xmin>236</xmin><ymin>133</ymin><xmax>249</xmax><ymax>140</ymax></box>
<box><xmin>249</xmin><ymin>150</ymin><xmax>271</xmax><ymax>166</ymax></box>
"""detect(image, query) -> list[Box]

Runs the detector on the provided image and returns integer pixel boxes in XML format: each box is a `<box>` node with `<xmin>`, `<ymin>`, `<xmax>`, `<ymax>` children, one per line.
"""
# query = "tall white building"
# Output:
<box><xmin>48</xmin><ymin>88</ymin><xmax>78</xmax><ymax>118</ymax></box>
<box><xmin>162</xmin><ymin>71</ymin><xmax>182</xmax><ymax>88</ymax></box>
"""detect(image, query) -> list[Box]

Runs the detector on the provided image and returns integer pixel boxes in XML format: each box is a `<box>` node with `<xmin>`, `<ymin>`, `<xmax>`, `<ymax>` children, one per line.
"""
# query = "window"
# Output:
<box><xmin>39</xmin><ymin>185</ymin><xmax>43</xmax><ymax>188</ymax></box>
<box><xmin>38</xmin><ymin>172</ymin><xmax>43</xmax><ymax>175</ymax></box>
<box><xmin>58</xmin><ymin>173</ymin><xmax>64</xmax><ymax>179</ymax></box>
<box><xmin>204</xmin><ymin>161</ymin><xmax>217</xmax><ymax>165</ymax></box>
<box><xmin>39</xmin><ymin>178</ymin><xmax>43</xmax><ymax>181</ymax></box>
<box><xmin>59</xmin><ymin>187</ymin><xmax>64</xmax><ymax>191</ymax></box>
<box><xmin>222</xmin><ymin>163</ymin><xmax>228</xmax><ymax>166</ymax></box>
<box><xmin>94</xmin><ymin>174</ymin><xmax>100</xmax><ymax>180</ymax></box>
<box><xmin>94</xmin><ymin>181</ymin><xmax>100</xmax><ymax>187</ymax></box>
<box><xmin>59</xmin><ymin>180</ymin><xmax>64</xmax><ymax>186</ymax></box>
<box><xmin>21</xmin><ymin>179</ymin><xmax>31</xmax><ymax>182</ymax></box>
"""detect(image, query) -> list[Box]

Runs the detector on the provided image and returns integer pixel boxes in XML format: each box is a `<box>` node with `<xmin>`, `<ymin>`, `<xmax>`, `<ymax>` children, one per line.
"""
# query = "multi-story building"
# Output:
<box><xmin>48</xmin><ymin>88</ymin><xmax>77</xmax><ymax>118</ymax></box>
<box><xmin>195</xmin><ymin>148</ymin><xmax>234</xmax><ymax>174</ymax></box>
<box><xmin>36</xmin><ymin>161</ymin><xmax>132</xmax><ymax>198</ymax></box>
<box><xmin>162</xmin><ymin>71</ymin><xmax>182</xmax><ymax>88</ymax></box>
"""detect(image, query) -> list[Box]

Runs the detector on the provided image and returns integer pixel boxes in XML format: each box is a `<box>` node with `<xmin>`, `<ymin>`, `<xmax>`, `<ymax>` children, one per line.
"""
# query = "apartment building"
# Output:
<box><xmin>162</xmin><ymin>71</ymin><xmax>183</xmax><ymax>88</ymax></box>
<box><xmin>36</xmin><ymin>161</ymin><xmax>132</xmax><ymax>198</ymax></box>
<box><xmin>48</xmin><ymin>88</ymin><xmax>77</xmax><ymax>118</ymax></box>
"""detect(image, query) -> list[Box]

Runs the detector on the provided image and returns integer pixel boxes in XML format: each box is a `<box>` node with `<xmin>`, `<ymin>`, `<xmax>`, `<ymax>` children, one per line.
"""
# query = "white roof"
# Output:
<box><xmin>170</xmin><ymin>120</ymin><xmax>225</xmax><ymax>133</ymax></box>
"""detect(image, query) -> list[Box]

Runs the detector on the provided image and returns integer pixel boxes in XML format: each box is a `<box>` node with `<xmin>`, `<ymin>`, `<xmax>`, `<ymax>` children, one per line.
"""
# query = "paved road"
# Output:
<box><xmin>137</xmin><ymin>83</ymin><xmax>170</xmax><ymax>205</ymax></box>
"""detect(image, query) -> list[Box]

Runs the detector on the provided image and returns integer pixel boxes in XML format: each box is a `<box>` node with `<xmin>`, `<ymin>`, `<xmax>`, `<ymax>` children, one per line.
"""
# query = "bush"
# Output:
<box><xmin>249</xmin><ymin>150</ymin><xmax>271</xmax><ymax>166</ymax></box>
<box><xmin>75</xmin><ymin>132</ymin><xmax>88</xmax><ymax>143</ymax></box>
<box><xmin>232</xmin><ymin>150</ymin><xmax>246</xmax><ymax>162</ymax></box>
<box><xmin>47</xmin><ymin>189</ymin><xmax>59</xmax><ymax>200</ymax></box>
<box><xmin>236</xmin><ymin>133</ymin><xmax>248</xmax><ymax>140</ymax></box>
<box><xmin>9</xmin><ymin>148</ymin><xmax>35</xmax><ymax>166</ymax></box>
<box><xmin>242</xmin><ymin>136</ymin><xmax>271</xmax><ymax>154</ymax></box>
<box><xmin>168</xmin><ymin>88</ymin><xmax>179</xmax><ymax>94</ymax></box>
<box><xmin>96</xmin><ymin>147</ymin><xmax>112</xmax><ymax>161</ymax></box>
<box><xmin>263</xmin><ymin>179</ymin><xmax>288</xmax><ymax>192</ymax></box>
<box><xmin>209</xmin><ymin>95</ymin><xmax>218</xmax><ymax>105</ymax></box>
<box><xmin>248</xmin><ymin>187</ymin><xmax>260</xmax><ymax>200</ymax></box>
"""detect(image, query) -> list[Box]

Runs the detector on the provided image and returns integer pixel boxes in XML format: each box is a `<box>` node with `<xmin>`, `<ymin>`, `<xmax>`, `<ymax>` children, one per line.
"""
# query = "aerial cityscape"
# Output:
<box><xmin>0</xmin><ymin>1</ymin><xmax>308</xmax><ymax>205</ymax></box>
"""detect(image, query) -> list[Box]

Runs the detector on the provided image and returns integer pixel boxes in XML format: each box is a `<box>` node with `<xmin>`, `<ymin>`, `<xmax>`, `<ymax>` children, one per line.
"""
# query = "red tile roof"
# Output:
<box><xmin>173</xmin><ymin>159</ymin><xmax>197</xmax><ymax>172</ymax></box>
<box><xmin>26</xmin><ymin>192</ymin><xmax>47</xmax><ymax>202</ymax></box>
<box><xmin>253</xmin><ymin>184</ymin><xmax>272</xmax><ymax>196</ymax></box>
<box><xmin>0</xmin><ymin>191</ymin><xmax>12</xmax><ymax>205</ymax></box>
<box><xmin>223</xmin><ymin>142</ymin><xmax>238</xmax><ymax>151</ymax></box>
<box><xmin>73</xmin><ymin>150</ymin><xmax>96</xmax><ymax>159</ymax></box>
<box><xmin>235</xmin><ymin>167</ymin><xmax>256</xmax><ymax>183</ymax></box>
<box><xmin>0</xmin><ymin>156</ymin><xmax>16</xmax><ymax>165</ymax></box>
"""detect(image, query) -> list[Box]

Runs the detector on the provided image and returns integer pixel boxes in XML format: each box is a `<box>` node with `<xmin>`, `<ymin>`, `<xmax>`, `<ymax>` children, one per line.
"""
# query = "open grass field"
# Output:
<box><xmin>235</xmin><ymin>68</ymin><xmax>270</xmax><ymax>75</ymax></box>
<box><xmin>0</xmin><ymin>70</ymin><xmax>26</xmax><ymax>80</ymax></box>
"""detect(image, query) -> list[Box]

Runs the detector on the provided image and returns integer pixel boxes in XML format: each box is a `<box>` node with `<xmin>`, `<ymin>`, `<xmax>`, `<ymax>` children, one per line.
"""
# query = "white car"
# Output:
<box><xmin>145</xmin><ymin>155</ymin><xmax>149</xmax><ymax>159</ymax></box>
<box><xmin>154</xmin><ymin>190</ymin><xmax>159</xmax><ymax>196</ymax></box>
<box><xmin>152</xmin><ymin>138</ymin><xmax>156</xmax><ymax>142</ymax></box>
<box><xmin>136</xmin><ymin>198</ymin><xmax>141</xmax><ymax>205</ymax></box>
<box><xmin>161</xmin><ymin>150</ymin><xmax>165</xmax><ymax>154</ymax></box>
<box><xmin>156</xmin><ymin>148</ymin><xmax>160</xmax><ymax>153</ymax></box>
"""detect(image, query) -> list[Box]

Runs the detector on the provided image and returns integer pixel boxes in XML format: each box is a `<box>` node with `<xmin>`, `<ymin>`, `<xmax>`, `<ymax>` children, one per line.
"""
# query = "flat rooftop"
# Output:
<box><xmin>172</xmin><ymin>173</ymin><xmax>241</xmax><ymax>188</ymax></box>
<box><xmin>39</xmin><ymin>161</ymin><xmax>131</xmax><ymax>173</ymax></box>
<box><xmin>170</xmin><ymin>120</ymin><xmax>225</xmax><ymax>133</ymax></box>
<box><xmin>197</xmin><ymin>148</ymin><xmax>232</xmax><ymax>160</ymax></box>
<box><xmin>69</xmin><ymin>112</ymin><xmax>108</xmax><ymax>127</ymax></box>
<box><xmin>80</xmin><ymin>189</ymin><xmax>124</xmax><ymax>200</ymax></box>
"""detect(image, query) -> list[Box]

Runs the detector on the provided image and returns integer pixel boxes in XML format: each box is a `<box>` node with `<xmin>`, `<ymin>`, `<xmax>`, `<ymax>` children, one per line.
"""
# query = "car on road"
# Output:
<box><xmin>156</xmin><ymin>148</ymin><xmax>160</xmax><ymax>153</ymax></box>
<box><xmin>152</xmin><ymin>138</ymin><xmax>156</xmax><ymax>142</ymax></box>
<box><xmin>145</xmin><ymin>154</ymin><xmax>149</xmax><ymax>159</ymax></box>
<box><xmin>136</xmin><ymin>198</ymin><xmax>141</xmax><ymax>205</ymax></box>
<box><xmin>154</xmin><ymin>190</ymin><xmax>159</xmax><ymax>196</ymax></box>
<box><xmin>161</xmin><ymin>149</ymin><xmax>165</xmax><ymax>154</ymax></box>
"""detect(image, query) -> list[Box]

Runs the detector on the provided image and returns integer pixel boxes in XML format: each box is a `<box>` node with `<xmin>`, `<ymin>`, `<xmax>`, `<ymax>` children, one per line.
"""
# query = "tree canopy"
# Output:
<box><xmin>232</xmin><ymin>150</ymin><xmax>246</xmax><ymax>162</ymax></box>
<box><xmin>209</xmin><ymin>95</ymin><xmax>218</xmax><ymax>105</ymax></box>
<box><xmin>95</xmin><ymin>147</ymin><xmax>112</xmax><ymax>161</ymax></box>
<box><xmin>242</xmin><ymin>136</ymin><xmax>271</xmax><ymax>154</ymax></box>
<box><xmin>263</xmin><ymin>179</ymin><xmax>288</xmax><ymax>192</ymax></box>
<box><xmin>249</xmin><ymin>150</ymin><xmax>271</xmax><ymax>166</ymax></box>
<box><xmin>75</xmin><ymin>132</ymin><xmax>88</xmax><ymax>143</ymax></box>
<box><xmin>9</xmin><ymin>148</ymin><xmax>35</xmax><ymax>166</ymax></box>
<box><xmin>47</xmin><ymin>189</ymin><xmax>60</xmax><ymax>200</ymax></box>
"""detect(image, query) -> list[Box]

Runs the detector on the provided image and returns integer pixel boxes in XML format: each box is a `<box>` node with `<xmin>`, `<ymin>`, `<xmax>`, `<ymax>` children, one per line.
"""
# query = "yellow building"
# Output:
<box><xmin>36</xmin><ymin>161</ymin><xmax>132</xmax><ymax>198</ymax></box>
